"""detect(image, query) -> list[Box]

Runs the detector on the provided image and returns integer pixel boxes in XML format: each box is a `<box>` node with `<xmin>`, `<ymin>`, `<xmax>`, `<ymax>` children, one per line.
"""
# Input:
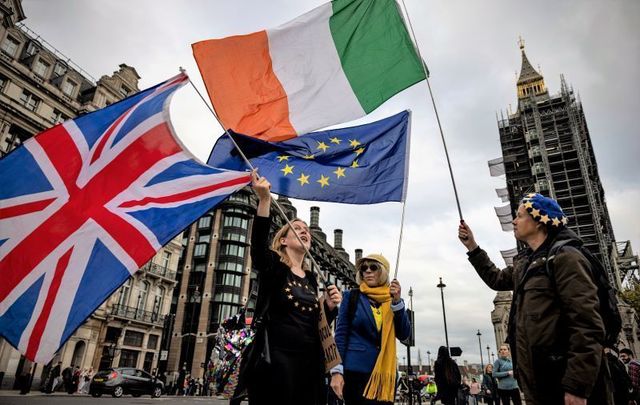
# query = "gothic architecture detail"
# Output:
<box><xmin>489</xmin><ymin>40</ymin><xmax>639</xmax><ymax>353</ymax></box>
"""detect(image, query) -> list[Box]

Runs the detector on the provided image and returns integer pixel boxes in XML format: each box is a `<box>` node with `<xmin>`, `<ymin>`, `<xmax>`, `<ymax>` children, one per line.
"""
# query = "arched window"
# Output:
<box><xmin>71</xmin><ymin>340</ymin><xmax>86</xmax><ymax>367</ymax></box>
<box><xmin>118</xmin><ymin>278</ymin><xmax>131</xmax><ymax>307</ymax></box>
<box><xmin>136</xmin><ymin>281</ymin><xmax>149</xmax><ymax>316</ymax></box>
<box><xmin>154</xmin><ymin>286</ymin><xmax>165</xmax><ymax>315</ymax></box>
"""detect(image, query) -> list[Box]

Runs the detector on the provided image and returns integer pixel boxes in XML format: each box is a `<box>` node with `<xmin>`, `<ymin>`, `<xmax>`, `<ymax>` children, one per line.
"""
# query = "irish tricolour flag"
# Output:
<box><xmin>193</xmin><ymin>0</ymin><xmax>426</xmax><ymax>142</ymax></box>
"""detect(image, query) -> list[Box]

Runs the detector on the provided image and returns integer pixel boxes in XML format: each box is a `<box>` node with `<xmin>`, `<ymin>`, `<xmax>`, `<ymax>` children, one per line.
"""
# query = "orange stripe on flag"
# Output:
<box><xmin>193</xmin><ymin>31</ymin><xmax>296</xmax><ymax>141</ymax></box>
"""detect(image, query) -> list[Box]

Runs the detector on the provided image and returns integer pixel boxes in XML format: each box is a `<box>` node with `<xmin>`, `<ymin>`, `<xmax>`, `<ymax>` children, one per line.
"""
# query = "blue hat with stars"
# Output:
<box><xmin>520</xmin><ymin>193</ymin><xmax>568</xmax><ymax>228</ymax></box>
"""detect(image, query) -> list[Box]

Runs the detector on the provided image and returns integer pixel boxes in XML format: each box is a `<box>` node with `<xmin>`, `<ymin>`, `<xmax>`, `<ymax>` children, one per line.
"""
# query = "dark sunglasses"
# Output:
<box><xmin>359</xmin><ymin>263</ymin><xmax>381</xmax><ymax>274</ymax></box>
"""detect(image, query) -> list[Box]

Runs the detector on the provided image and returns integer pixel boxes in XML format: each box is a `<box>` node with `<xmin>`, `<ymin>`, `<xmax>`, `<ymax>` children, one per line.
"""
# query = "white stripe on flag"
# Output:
<box><xmin>267</xmin><ymin>2</ymin><xmax>364</xmax><ymax>134</ymax></box>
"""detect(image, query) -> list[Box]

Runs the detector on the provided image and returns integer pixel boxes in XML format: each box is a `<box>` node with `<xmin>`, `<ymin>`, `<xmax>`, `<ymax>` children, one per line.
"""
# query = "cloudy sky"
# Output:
<box><xmin>21</xmin><ymin>0</ymin><xmax>640</xmax><ymax>366</ymax></box>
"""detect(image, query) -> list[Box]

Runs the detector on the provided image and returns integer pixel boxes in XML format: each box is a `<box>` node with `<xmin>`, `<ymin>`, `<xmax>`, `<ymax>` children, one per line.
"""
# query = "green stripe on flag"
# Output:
<box><xmin>330</xmin><ymin>0</ymin><xmax>426</xmax><ymax>113</ymax></box>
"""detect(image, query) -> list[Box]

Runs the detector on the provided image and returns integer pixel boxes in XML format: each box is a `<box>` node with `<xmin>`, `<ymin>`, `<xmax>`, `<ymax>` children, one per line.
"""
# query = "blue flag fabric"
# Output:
<box><xmin>208</xmin><ymin>110</ymin><xmax>411</xmax><ymax>204</ymax></box>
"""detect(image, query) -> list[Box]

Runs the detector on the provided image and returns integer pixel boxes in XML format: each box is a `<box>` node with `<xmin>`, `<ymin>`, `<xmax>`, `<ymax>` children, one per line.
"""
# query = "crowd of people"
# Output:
<box><xmin>40</xmin><ymin>362</ymin><xmax>94</xmax><ymax>394</ymax></box>
<box><xmin>26</xmin><ymin>180</ymin><xmax>640</xmax><ymax>405</ymax></box>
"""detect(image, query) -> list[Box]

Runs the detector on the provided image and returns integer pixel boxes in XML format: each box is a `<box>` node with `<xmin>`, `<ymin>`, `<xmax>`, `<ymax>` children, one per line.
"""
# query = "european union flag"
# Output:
<box><xmin>207</xmin><ymin>110</ymin><xmax>411</xmax><ymax>204</ymax></box>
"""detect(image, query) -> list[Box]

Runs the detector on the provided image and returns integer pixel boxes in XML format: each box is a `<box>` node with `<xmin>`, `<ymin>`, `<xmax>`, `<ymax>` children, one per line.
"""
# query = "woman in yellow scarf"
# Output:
<box><xmin>330</xmin><ymin>253</ymin><xmax>411</xmax><ymax>404</ymax></box>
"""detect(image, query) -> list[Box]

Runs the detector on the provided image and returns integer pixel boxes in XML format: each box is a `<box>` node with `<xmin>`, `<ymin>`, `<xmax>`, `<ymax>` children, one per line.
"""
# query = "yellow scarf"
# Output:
<box><xmin>359</xmin><ymin>283</ymin><xmax>396</xmax><ymax>402</ymax></box>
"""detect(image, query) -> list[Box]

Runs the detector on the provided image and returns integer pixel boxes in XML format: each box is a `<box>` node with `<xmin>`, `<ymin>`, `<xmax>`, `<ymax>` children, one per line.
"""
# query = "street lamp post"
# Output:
<box><xmin>427</xmin><ymin>351</ymin><xmax>431</xmax><ymax>373</ymax></box>
<box><xmin>406</xmin><ymin>287</ymin><xmax>415</xmax><ymax>405</ymax></box>
<box><xmin>437</xmin><ymin>277</ymin><xmax>450</xmax><ymax>350</ymax></box>
<box><xmin>486</xmin><ymin>345</ymin><xmax>491</xmax><ymax>368</ymax></box>
<box><xmin>477</xmin><ymin>330</ymin><xmax>484</xmax><ymax>373</ymax></box>
<box><xmin>184</xmin><ymin>287</ymin><xmax>200</xmax><ymax>373</ymax></box>
<box><xmin>406</xmin><ymin>287</ymin><xmax>414</xmax><ymax>375</ymax></box>
<box><xmin>491</xmin><ymin>352</ymin><xmax>495</xmax><ymax>363</ymax></box>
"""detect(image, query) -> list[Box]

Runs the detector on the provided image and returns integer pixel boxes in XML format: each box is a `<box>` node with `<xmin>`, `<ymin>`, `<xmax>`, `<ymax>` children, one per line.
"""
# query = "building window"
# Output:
<box><xmin>104</xmin><ymin>327</ymin><xmax>122</xmax><ymax>343</ymax></box>
<box><xmin>50</xmin><ymin>109</ymin><xmax>68</xmax><ymax>125</ymax></box>
<box><xmin>62</xmin><ymin>79</ymin><xmax>77</xmax><ymax>96</ymax></box>
<box><xmin>33</xmin><ymin>58</ymin><xmax>50</xmax><ymax>78</ymax></box>
<box><xmin>198</xmin><ymin>233</ymin><xmax>210</xmax><ymax>244</ymax></box>
<box><xmin>118</xmin><ymin>349</ymin><xmax>139</xmax><ymax>368</ymax></box>
<box><xmin>193</xmin><ymin>243</ymin><xmax>208</xmax><ymax>258</ymax></box>
<box><xmin>161</xmin><ymin>251</ymin><xmax>171</xmax><ymax>269</ymax></box>
<box><xmin>152</xmin><ymin>286</ymin><xmax>164</xmax><ymax>316</ymax></box>
<box><xmin>123</xmin><ymin>330</ymin><xmax>144</xmax><ymax>347</ymax></box>
<box><xmin>215</xmin><ymin>272</ymin><xmax>242</xmax><ymax>288</ymax></box>
<box><xmin>136</xmin><ymin>281</ymin><xmax>149</xmax><ymax>315</ymax></box>
<box><xmin>228</xmin><ymin>192</ymin><xmax>250</xmax><ymax>204</ymax></box>
<box><xmin>53</xmin><ymin>62</ymin><xmax>67</xmax><ymax>77</ymax></box>
<box><xmin>219</xmin><ymin>243</ymin><xmax>245</xmax><ymax>258</ymax></box>
<box><xmin>211</xmin><ymin>303</ymin><xmax>237</xmax><ymax>325</ymax></box>
<box><xmin>0</xmin><ymin>74</ymin><xmax>7</xmax><ymax>92</ymax></box>
<box><xmin>24</xmin><ymin>41</ymin><xmax>40</xmax><ymax>57</ymax></box>
<box><xmin>147</xmin><ymin>334</ymin><xmax>159</xmax><ymax>350</ymax></box>
<box><xmin>19</xmin><ymin>89</ymin><xmax>40</xmax><ymax>111</ymax></box>
<box><xmin>198</xmin><ymin>215</ymin><xmax>212</xmax><ymax>229</ymax></box>
<box><xmin>120</xmin><ymin>84</ymin><xmax>131</xmax><ymax>97</ymax></box>
<box><xmin>193</xmin><ymin>263</ymin><xmax>206</xmax><ymax>273</ymax></box>
<box><xmin>223</xmin><ymin>215</ymin><xmax>248</xmax><ymax>229</ymax></box>
<box><xmin>1</xmin><ymin>36</ymin><xmax>20</xmax><ymax>57</ymax></box>
<box><xmin>118</xmin><ymin>278</ymin><xmax>131</xmax><ymax>307</ymax></box>
<box><xmin>143</xmin><ymin>352</ymin><xmax>154</xmax><ymax>373</ymax></box>
<box><xmin>218</xmin><ymin>261</ymin><xmax>244</xmax><ymax>273</ymax></box>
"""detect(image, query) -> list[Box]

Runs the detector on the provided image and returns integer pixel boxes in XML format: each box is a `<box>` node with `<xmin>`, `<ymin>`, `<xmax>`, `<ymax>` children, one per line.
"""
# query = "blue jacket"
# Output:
<box><xmin>332</xmin><ymin>289</ymin><xmax>411</xmax><ymax>374</ymax></box>
<box><xmin>493</xmin><ymin>357</ymin><xmax>519</xmax><ymax>390</ymax></box>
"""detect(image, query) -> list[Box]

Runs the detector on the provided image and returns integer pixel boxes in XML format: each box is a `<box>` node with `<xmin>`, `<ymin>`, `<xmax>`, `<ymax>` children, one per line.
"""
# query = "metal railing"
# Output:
<box><xmin>111</xmin><ymin>304</ymin><xmax>164</xmax><ymax>325</ymax></box>
<box><xmin>143</xmin><ymin>262</ymin><xmax>176</xmax><ymax>280</ymax></box>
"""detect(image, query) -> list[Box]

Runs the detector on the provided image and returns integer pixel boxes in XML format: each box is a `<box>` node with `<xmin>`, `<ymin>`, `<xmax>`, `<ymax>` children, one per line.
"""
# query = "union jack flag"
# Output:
<box><xmin>0</xmin><ymin>73</ymin><xmax>251</xmax><ymax>363</ymax></box>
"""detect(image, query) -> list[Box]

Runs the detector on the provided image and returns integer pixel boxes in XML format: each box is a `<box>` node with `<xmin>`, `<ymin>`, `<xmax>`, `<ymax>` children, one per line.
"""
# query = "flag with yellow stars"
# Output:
<box><xmin>207</xmin><ymin>111</ymin><xmax>411</xmax><ymax>204</ymax></box>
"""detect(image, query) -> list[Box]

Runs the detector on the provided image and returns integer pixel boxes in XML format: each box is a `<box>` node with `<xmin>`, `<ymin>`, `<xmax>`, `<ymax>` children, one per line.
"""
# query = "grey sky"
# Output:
<box><xmin>21</xmin><ymin>0</ymin><xmax>640</xmax><ymax>366</ymax></box>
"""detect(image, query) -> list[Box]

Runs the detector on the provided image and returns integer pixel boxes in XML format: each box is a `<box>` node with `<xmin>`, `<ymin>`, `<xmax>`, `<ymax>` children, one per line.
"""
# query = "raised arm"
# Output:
<box><xmin>250</xmin><ymin>171</ymin><xmax>276</xmax><ymax>270</ymax></box>
<box><xmin>459</xmin><ymin>221</ymin><xmax>514</xmax><ymax>291</ymax></box>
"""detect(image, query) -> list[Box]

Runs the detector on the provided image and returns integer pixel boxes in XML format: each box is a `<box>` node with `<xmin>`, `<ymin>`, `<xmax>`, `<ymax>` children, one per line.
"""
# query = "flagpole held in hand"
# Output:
<box><xmin>186</xmin><ymin>73</ymin><xmax>333</xmax><ymax>287</ymax></box>
<box><xmin>397</xmin><ymin>0</ymin><xmax>465</xmax><ymax>223</ymax></box>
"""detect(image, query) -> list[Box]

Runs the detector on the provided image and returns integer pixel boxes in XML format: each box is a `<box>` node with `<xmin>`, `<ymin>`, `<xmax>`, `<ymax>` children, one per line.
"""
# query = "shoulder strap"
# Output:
<box><xmin>347</xmin><ymin>288</ymin><xmax>360</xmax><ymax>324</ymax></box>
<box><xmin>341</xmin><ymin>288</ymin><xmax>360</xmax><ymax>366</ymax></box>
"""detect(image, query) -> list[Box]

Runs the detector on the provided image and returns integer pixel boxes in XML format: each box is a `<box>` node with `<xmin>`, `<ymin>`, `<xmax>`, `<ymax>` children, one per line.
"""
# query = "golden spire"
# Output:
<box><xmin>516</xmin><ymin>37</ymin><xmax>547</xmax><ymax>99</ymax></box>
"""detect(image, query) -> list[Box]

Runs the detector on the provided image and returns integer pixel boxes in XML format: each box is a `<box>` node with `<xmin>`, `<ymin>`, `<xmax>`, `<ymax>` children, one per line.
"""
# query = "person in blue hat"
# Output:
<box><xmin>457</xmin><ymin>193</ymin><xmax>612</xmax><ymax>405</ymax></box>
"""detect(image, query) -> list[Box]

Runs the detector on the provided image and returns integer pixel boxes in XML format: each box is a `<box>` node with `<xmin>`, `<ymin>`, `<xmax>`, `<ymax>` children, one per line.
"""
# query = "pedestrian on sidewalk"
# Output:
<box><xmin>434</xmin><ymin>346</ymin><xmax>461</xmax><ymax>405</ymax></box>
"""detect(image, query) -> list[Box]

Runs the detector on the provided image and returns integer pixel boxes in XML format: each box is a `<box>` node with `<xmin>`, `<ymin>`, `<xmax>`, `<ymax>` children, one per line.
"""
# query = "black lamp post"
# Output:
<box><xmin>486</xmin><ymin>345</ymin><xmax>491</xmax><ymax>368</ymax></box>
<box><xmin>427</xmin><ymin>350</ymin><xmax>431</xmax><ymax>373</ymax></box>
<box><xmin>406</xmin><ymin>287</ymin><xmax>414</xmax><ymax>375</ymax></box>
<box><xmin>437</xmin><ymin>277</ymin><xmax>450</xmax><ymax>350</ymax></box>
<box><xmin>491</xmin><ymin>352</ymin><xmax>495</xmax><ymax>363</ymax></box>
<box><xmin>477</xmin><ymin>330</ymin><xmax>484</xmax><ymax>372</ymax></box>
<box><xmin>184</xmin><ymin>287</ymin><xmax>200</xmax><ymax>372</ymax></box>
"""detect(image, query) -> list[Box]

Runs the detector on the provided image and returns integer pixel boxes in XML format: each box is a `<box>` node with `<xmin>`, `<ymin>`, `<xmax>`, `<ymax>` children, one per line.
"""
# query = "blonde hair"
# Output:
<box><xmin>484</xmin><ymin>363</ymin><xmax>493</xmax><ymax>374</ymax></box>
<box><xmin>270</xmin><ymin>218</ymin><xmax>309</xmax><ymax>269</ymax></box>
<box><xmin>355</xmin><ymin>258</ymin><xmax>390</xmax><ymax>286</ymax></box>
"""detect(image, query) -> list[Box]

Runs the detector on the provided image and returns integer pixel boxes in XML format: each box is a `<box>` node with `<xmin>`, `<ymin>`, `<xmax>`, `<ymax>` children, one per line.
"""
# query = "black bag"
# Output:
<box><xmin>546</xmin><ymin>240</ymin><xmax>622</xmax><ymax>347</ymax></box>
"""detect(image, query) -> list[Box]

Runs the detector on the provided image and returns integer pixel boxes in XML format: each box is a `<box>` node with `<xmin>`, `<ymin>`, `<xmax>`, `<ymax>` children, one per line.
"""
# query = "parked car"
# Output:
<box><xmin>89</xmin><ymin>367</ymin><xmax>163</xmax><ymax>398</ymax></box>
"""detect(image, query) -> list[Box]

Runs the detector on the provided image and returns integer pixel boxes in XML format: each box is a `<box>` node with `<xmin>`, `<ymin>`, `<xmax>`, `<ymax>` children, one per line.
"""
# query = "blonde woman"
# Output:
<box><xmin>493</xmin><ymin>345</ymin><xmax>521</xmax><ymax>405</ymax></box>
<box><xmin>330</xmin><ymin>254</ymin><xmax>410</xmax><ymax>405</ymax></box>
<box><xmin>240</xmin><ymin>172</ymin><xmax>342</xmax><ymax>405</ymax></box>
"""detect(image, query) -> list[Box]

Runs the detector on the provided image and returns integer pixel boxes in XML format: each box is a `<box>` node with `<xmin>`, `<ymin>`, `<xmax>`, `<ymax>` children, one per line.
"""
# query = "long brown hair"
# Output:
<box><xmin>270</xmin><ymin>218</ymin><xmax>310</xmax><ymax>269</ymax></box>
